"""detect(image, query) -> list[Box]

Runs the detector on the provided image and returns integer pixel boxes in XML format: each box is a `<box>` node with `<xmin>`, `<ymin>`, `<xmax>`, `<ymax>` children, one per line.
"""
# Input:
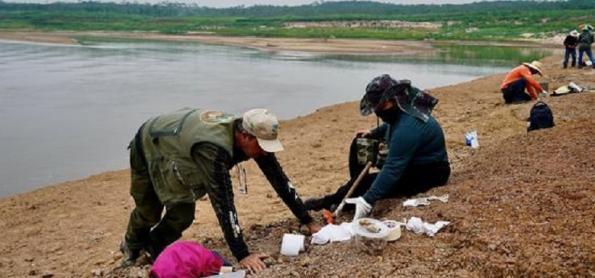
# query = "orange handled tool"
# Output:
<box><xmin>322</xmin><ymin>209</ymin><xmax>335</xmax><ymax>224</ymax></box>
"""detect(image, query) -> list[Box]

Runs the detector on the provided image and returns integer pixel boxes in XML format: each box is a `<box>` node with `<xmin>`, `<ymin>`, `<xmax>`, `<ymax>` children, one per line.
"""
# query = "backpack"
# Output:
<box><xmin>527</xmin><ymin>101</ymin><xmax>554</xmax><ymax>132</ymax></box>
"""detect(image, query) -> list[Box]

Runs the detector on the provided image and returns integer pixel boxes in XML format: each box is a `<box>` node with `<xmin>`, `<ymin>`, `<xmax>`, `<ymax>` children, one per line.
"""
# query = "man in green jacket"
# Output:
<box><xmin>121</xmin><ymin>108</ymin><xmax>320</xmax><ymax>272</ymax></box>
<box><xmin>578</xmin><ymin>24</ymin><xmax>594</xmax><ymax>68</ymax></box>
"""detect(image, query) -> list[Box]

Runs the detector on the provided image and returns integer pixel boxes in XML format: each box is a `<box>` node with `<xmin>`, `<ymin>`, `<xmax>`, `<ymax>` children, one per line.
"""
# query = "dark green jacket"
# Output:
<box><xmin>578</xmin><ymin>31</ymin><xmax>594</xmax><ymax>50</ymax></box>
<box><xmin>363</xmin><ymin>113</ymin><xmax>448</xmax><ymax>204</ymax></box>
<box><xmin>141</xmin><ymin>108</ymin><xmax>235</xmax><ymax>205</ymax></box>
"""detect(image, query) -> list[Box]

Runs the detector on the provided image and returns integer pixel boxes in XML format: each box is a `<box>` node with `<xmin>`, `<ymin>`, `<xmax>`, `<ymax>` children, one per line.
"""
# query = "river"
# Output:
<box><xmin>0</xmin><ymin>39</ymin><xmax>550</xmax><ymax>196</ymax></box>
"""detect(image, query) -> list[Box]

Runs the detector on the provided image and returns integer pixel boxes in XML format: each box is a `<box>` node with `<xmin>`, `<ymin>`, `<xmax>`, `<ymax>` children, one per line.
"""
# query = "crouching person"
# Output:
<box><xmin>121</xmin><ymin>108</ymin><xmax>320</xmax><ymax>273</ymax></box>
<box><xmin>500</xmin><ymin>61</ymin><xmax>546</xmax><ymax>104</ymax></box>
<box><xmin>304</xmin><ymin>74</ymin><xmax>451</xmax><ymax>220</ymax></box>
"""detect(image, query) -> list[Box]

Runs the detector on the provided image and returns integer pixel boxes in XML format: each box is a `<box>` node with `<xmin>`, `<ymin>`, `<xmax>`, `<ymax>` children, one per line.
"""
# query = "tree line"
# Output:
<box><xmin>0</xmin><ymin>0</ymin><xmax>594</xmax><ymax>19</ymax></box>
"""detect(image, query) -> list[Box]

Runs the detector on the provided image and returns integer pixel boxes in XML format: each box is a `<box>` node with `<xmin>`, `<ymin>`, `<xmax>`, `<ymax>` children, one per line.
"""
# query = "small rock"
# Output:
<box><xmin>263</xmin><ymin>257</ymin><xmax>277</xmax><ymax>266</ymax></box>
<box><xmin>91</xmin><ymin>269</ymin><xmax>103</xmax><ymax>276</ymax></box>
<box><xmin>488</xmin><ymin>243</ymin><xmax>497</xmax><ymax>251</ymax></box>
<box><xmin>41</xmin><ymin>271</ymin><xmax>54</xmax><ymax>278</ymax></box>
<box><xmin>112</xmin><ymin>252</ymin><xmax>123</xmax><ymax>262</ymax></box>
<box><xmin>28</xmin><ymin>270</ymin><xmax>38</xmax><ymax>276</ymax></box>
<box><xmin>24</xmin><ymin>257</ymin><xmax>34</xmax><ymax>262</ymax></box>
<box><xmin>265</xmin><ymin>193</ymin><xmax>273</xmax><ymax>199</ymax></box>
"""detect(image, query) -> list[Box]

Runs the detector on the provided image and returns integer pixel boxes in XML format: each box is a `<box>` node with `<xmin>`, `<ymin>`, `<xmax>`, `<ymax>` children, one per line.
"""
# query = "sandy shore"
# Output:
<box><xmin>0</xmin><ymin>51</ymin><xmax>593</xmax><ymax>276</ymax></box>
<box><xmin>0</xmin><ymin>31</ymin><xmax>433</xmax><ymax>54</ymax></box>
<box><xmin>0</xmin><ymin>30</ymin><xmax>557</xmax><ymax>54</ymax></box>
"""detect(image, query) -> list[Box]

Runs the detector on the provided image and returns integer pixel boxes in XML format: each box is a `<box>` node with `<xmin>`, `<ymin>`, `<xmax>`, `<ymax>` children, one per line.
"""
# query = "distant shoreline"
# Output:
<box><xmin>0</xmin><ymin>30</ymin><xmax>557</xmax><ymax>55</ymax></box>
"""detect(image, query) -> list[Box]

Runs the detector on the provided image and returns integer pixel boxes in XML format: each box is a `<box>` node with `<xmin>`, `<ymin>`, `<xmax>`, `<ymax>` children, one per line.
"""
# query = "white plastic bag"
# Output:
<box><xmin>465</xmin><ymin>130</ymin><xmax>479</xmax><ymax>148</ymax></box>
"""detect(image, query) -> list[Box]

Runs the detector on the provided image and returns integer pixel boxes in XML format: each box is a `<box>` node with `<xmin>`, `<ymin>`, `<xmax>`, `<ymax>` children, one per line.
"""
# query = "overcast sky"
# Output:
<box><xmin>6</xmin><ymin>0</ymin><xmax>489</xmax><ymax>7</ymax></box>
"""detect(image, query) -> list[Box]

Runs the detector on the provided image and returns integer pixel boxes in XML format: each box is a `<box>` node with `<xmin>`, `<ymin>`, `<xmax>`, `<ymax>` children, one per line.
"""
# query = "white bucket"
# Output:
<box><xmin>280</xmin><ymin>233</ymin><xmax>305</xmax><ymax>256</ymax></box>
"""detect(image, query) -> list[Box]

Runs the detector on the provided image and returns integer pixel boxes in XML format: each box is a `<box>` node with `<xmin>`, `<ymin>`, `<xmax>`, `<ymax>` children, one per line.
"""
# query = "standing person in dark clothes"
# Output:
<box><xmin>120</xmin><ymin>108</ymin><xmax>320</xmax><ymax>273</ymax></box>
<box><xmin>577</xmin><ymin>24</ymin><xmax>594</xmax><ymax>69</ymax></box>
<box><xmin>304</xmin><ymin>74</ymin><xmax>450</xmax><ymax>220</ymax></box>
<box><xmin>563</xmin><ymin>30</ymin><xmax>579</xmax><ymax>68</ymax></box>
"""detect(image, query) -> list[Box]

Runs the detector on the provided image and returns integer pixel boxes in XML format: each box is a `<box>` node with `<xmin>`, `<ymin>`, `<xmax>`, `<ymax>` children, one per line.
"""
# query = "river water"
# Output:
<box><xmin>0</xmin><ymin>39</ymin><xmax>549</xmax><ymax>196</ymax></box>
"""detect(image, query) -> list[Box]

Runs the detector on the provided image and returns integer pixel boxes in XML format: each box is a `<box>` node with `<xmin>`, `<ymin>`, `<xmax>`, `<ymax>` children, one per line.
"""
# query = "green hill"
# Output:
<box><xmin>0</xmin><ymin>0</ymin><xmax>593</xmax><ymax>40</ymax></box>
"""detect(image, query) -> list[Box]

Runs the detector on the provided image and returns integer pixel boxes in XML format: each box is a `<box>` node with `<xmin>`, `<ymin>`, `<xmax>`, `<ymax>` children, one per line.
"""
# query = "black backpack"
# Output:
<box><xmin>527</xmin><ymin>101</ymin><xmax>554</xmax><ymax>132</ymax></box>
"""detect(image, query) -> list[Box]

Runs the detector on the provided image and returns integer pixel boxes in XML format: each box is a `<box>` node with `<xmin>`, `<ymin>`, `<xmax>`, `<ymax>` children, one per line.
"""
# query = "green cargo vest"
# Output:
<box><xmin>140</xmin><ymin>108</ymin><xmax>235</xmax><ymax>205</ymax></box>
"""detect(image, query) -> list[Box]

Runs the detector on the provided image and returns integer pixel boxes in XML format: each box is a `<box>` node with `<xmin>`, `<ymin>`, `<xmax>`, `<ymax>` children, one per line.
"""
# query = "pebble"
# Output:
<box><xmin>41</xmin><ymin>271</ymin><xmax>54</xmax><ymax>278</ymax></box>
<box><xmin>91</xmin><ymin>269</ymin><xmax>103</xmax><ymax>276</ymax></box>
<box><xmin>263</xmin><ymin>257</ymin><xmax>277</xmax><ymax>266</ymax></box>
<box><xmin>112</xmin><ymin>252</ymin><xmax>123</xmax><ymax>262</ymax></box>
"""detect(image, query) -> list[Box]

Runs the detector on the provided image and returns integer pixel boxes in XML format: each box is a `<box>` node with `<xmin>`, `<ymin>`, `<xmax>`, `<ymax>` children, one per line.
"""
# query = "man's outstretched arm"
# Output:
<box><xmin>192</xmin><ymin>143</ymin><xmax>250</xmax><ymax>261</ymax></box>
<box><xmin>254</xmin><ymin>153</ymin><xmax>313</xmax><ymax>225</ymax></box>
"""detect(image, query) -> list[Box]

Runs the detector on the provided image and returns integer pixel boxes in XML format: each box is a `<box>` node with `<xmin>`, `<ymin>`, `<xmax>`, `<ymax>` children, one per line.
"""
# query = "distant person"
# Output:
<box><xmin>577</xmin><ymin>24</ymin><xmax>594</xmax><ymax>69</ymax></box>
<box><xmin>563</xmin><ymin>30</ymin><xmax>579</xmax><ymax>68</ymax></box>
<box><xmin>120</xmin><ymin>108</ymin><xmax>320</xmax><ymax>273</ymax></box>
<box><xmin>500</xmin><ymin>61</ymin><xmax>547</xmax><ymax>104</ymax></box>
<box><xmin>304</xmin><ymin>74</ymin><xmax>450</xmax><ymax>220</ymax></box>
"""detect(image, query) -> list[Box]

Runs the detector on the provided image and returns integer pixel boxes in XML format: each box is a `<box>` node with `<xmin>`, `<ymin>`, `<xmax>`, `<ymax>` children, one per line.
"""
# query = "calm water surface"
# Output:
<box><xmin>0</xmin><ymin>40</ymin><xmax>548</xmax><ymax>196</ymax></box>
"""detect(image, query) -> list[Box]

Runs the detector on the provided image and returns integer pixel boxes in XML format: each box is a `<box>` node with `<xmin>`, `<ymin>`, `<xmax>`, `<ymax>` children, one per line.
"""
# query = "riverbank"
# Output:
<box><xmin>0</xmin><ymin>54</ymin><xmax>593</xmax><ymax>277</ymax></box>
<box><xmin>0</xmin><ymin>30</ymin><xmax>558</xmax><ymax>55</ymax></box>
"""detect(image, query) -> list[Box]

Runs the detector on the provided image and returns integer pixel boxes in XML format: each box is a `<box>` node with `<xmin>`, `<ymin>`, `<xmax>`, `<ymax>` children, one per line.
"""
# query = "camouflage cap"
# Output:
<box><xmin>242</xmin><ymin>108</ymin><xmax>284</xmax><ymax>153</ymax></box>
<box><xmin>360</xmin><ymin>74</ymin><xmax>411</xmax><ymax>116</ymax></box>
<box><xmin>361</xmin><ymin>74</ymin><xmax>439</xmax><ymax>122</ymax></box>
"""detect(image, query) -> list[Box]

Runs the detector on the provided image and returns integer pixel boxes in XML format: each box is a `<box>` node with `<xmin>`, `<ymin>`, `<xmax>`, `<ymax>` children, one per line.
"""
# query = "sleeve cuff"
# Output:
<box><xmin>233</xmin><ymin>248</ymin><xmax>250</xmax><ymax>261</ymax></box>
<box><xmin>299</xmin><ymin>214</ymin><xmax>314</xmax><ymax>225</ymax></box>
<box><xmin>362</xmin><ymin>194</ymin><xmax>376</xmax><ymax>206</ymax></box>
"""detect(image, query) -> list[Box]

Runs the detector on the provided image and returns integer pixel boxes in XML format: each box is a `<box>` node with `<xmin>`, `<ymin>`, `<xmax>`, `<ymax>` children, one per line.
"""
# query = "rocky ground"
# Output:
<box><xmin>0</xmin><ymin>55</ymin><xmax>593</xmax><ymax>277</ymax></box>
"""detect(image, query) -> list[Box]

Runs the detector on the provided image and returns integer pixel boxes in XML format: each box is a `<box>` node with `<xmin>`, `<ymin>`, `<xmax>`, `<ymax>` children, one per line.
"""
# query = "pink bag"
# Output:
<box><xmin>150</xmin><ymin>241</ymin><xmax>224</xmax><ymax>278</ymax></box>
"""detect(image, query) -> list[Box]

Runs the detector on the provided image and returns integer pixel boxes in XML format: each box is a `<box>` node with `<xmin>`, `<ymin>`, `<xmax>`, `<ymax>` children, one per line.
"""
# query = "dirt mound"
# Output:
<box><xmin>0</xmin><ymin>54</ymin><xmax>593</xmax><ymax>277</ymax></box>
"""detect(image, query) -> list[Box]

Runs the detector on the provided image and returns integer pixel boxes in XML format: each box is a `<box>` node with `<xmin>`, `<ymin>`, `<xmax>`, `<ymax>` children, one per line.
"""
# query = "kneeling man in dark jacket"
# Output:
<box><xmin>305</xmin><ymin>74</ymin><xmax>451</xmax><ymax>219</ymax></box>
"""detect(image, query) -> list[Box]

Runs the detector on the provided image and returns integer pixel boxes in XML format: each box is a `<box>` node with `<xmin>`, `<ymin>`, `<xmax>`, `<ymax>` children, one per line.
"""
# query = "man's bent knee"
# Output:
<box><xmin>165</xmin><ymin>202</ymin><xmax>196</xmax><ymax>231</ymax></box>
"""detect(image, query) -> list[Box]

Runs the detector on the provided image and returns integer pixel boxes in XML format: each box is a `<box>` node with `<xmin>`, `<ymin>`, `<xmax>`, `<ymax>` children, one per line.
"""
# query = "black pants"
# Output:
<box><xmin>320</xmin><ymin>161</ymin><xmax>451</xmax><ymax>208</ymax></box>
<box><xmin>343</xmin><ymin>136</ymin><xmax>450</xmax><ymax>203</ymax></box>
<box><xmin>502</xmin><ymin>78</ymin><xmax>532</xmax><ymax>104</ymax></box>
<box><xmin>563</xmin><ymin>47</ymin><xmax>577</xmax><ymax>68</ymax></box>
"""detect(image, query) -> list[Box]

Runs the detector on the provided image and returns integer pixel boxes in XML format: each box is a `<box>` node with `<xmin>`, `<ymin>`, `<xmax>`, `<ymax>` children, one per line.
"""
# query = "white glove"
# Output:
<box><xmin>345</xmin><ymin>197</ymin><xmax>372</xmax><ymax>221</ymax></box>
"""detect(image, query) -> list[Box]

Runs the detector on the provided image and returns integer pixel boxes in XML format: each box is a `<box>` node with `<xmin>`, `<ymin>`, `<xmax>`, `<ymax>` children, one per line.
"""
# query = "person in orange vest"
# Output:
<box><xmin>500</xmin><ymin>61</ymin><xmax>547</xmax><ymax>104</ymax></box>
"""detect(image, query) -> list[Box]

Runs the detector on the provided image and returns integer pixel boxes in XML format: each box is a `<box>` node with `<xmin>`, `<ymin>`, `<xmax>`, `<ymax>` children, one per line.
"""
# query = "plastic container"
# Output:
<box><xmin>280</xmin><ymin>234</ymin><xmax>305</xmax><ymax>256</ymax></box>
<box><xmin>382</xmin><ymin>220</ymin><xmax>403</xmax><ymax>241</ymax></box>
<box><xmin>351</xmin><ymin>218</ymin><xmax>390</xmax><ymax>239</ymax></box>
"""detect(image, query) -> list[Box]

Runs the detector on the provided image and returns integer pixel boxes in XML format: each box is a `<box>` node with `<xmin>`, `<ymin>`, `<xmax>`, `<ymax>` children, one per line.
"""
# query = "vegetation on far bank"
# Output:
<box><xmin>0</xmin><ymin>0</ymin><xmax>594</xmax><ymax>41</ymax></box>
